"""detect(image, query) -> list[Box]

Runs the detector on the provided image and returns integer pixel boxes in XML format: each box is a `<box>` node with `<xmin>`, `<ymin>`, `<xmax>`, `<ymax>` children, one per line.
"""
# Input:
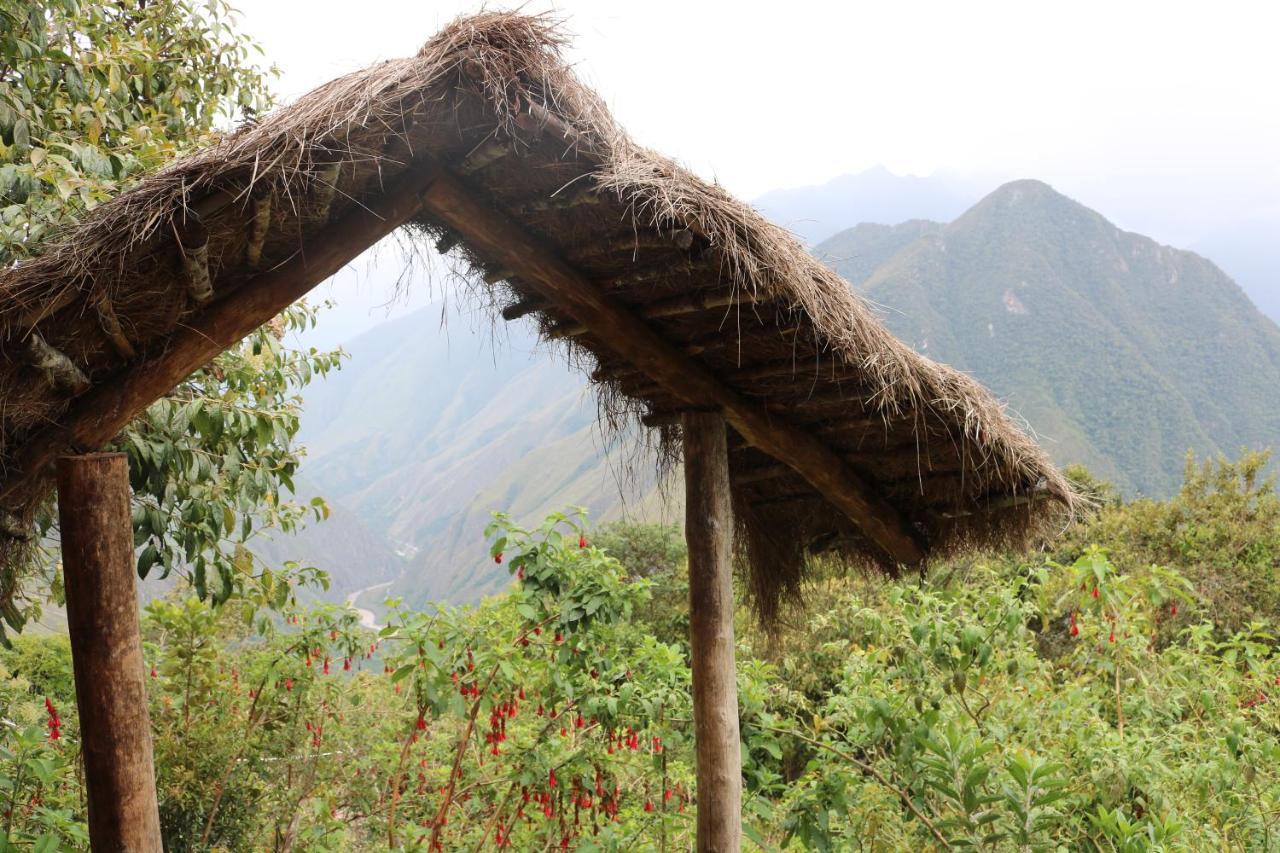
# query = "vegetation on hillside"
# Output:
<box><xmin>4</xmin><ymin>456</ymin><xmax>1279</xmax><ymax>850</ymax></box>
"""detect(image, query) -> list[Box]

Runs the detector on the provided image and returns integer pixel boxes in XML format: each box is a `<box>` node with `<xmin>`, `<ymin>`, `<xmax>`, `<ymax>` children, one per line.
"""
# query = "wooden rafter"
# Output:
<box><xmin>420</xmin><ymin>169</ymin><xmax>927</xmax><ymax>565</ymax></box>
<box><xmin>0</xmin><ymin>158</ymin><xmax>443</xmax><ymax>511</ymax></box>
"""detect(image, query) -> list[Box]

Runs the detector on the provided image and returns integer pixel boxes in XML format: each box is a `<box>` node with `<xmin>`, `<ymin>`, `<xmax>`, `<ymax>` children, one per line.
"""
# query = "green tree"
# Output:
<box><xmin>0</xmin><ymin>0</ymin><xmax>339</xmax><ymax>638</ymax></box>
<box><xmin>0</xmin><ymin>0</ymin><xmax>273</xmax><ymax>262</ymax></box>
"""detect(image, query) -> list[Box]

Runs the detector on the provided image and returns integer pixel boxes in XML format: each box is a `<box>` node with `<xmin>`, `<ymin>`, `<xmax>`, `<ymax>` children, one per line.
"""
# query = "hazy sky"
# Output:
<box><xmin>231</xmin><ymin>0</ymin><xmax>1280</xmax><ymax>342</ymax></box>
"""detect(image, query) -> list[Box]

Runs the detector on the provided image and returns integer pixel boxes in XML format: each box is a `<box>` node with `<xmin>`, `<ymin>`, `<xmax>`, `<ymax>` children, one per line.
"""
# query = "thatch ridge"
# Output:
<box><xmin>0</xmin><ymin>11</ymin><xmax>1081</xmax><ymax>620</ymax></box>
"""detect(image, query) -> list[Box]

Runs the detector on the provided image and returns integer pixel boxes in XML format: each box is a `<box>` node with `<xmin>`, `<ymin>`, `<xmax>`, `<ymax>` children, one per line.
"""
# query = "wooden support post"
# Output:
<box><xmin>56</xmin><ymin>453</ymin><xmax>162</xmax><ymax>852</ymax></box>
<box><xmin>682</xmin><ymin>411</ymin><xmax>742</xmax><ymax>852</ymax></box>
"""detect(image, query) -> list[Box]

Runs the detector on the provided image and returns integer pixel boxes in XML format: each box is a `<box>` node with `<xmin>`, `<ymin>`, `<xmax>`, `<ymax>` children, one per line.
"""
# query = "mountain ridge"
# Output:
<box><xmin>821</xmin><ymin>178</ymin><xmax>1280</xmax><ymax>494</ymax></box>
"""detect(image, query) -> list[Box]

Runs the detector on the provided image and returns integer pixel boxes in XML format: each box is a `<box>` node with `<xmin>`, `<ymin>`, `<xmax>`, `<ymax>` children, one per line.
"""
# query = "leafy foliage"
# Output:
<box><xmin>4</xmin><ymin>479</ymin><xmax>1279</xmax><ymax>849</ymax></box>
<box><xmin>0</xmin><ymin>0</ymin><xmax>340</xmax><ymax>640</ymax></box>
<box><xmin>0</xmin><ymin>0</ymin><xmax>273</xmax><ymax>263</ymax></box>
<box><xmin>1056</xmin><ymin>451</ymin><xmax>1280</xmax><ymax>634</ymax></box>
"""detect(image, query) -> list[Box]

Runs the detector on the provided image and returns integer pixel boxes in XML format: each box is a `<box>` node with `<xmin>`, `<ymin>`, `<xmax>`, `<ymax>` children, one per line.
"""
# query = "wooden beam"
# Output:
<box><xmin>484</xmin><ymin>266</ymin><xmax>515</xmax><ymax>285</ymax></box>
<box><xmin>56</xmin><ymin>452</ymin><xmax>162</xmax><ymax>852</ymax></box>
<box><xmin>459</xmin><ymin>138</ymin><xmax>511</xmax><ymax>174</ymax></box>
<box><xmin>598</xmin><ymin>256</ymin><xmax>717</xmax><ymax>291</ymax></box>
<box><xmin>0</xmin><ymin>158</ymin><xmax>443</xmax><ymax>511</ymax></box>
<box><xmin>682</xmin><ymin>411</ymin><xmax>742</xmax><ymax>852</ymax></box>
<box><xmin>568</xmin><ymin>230</ymin><xmax>694</xmax><ymax>262</ymax></box>
<box><xmin>514</xmin><ymin>101</ymin><xmax>608</xmax><ymax>161</ymax></box>
<box><xmin>25</xmin><ymin>331</ymin><xmax>89</xmax><ymax>393</ymax></box>
<box><xmin>11</xmin><ymin>188</ymin><xmax>240</xmax><ymax>334</ymax></box>
<box><xmin>510</xmin><ymin>185</ymin><xmax>601</xmax><ymax>215</ymax></box>
<box><xmin>502</xmin><ymin>296</ymin><xmax>545</xmax><ymax>321</ymax></box>
<box><xmin>421</xmin><ymin>171</ymin><xmax>926</xmax><ymax>564</ymax></box>
<box><xmin>546</xmin><ymin>290</ymin><xmax>768</xmax><ymax>339</ymax></box>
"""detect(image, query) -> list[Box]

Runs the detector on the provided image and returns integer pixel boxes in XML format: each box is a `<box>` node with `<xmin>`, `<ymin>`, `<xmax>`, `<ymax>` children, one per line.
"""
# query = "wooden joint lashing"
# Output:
<box><xmin>502</xmin><ymin>296</ymin><xmax>545</xmax><ymax>321</ymax></box>
<box><xmin>175</xmin><ymin>214</ymin><xmax>213</xmax><ymax>304</ymax></box>
<box><xmin>92</xmin><ymin>289</ymin><xmax>135</xmax><ymax>360</ymax></box>
<box><xmin>246</xmin><ymin>194</ymin><xmax>272</xmax><ymax>268</ymax></box>
<box><xmin>459</xmin><ymin>138</ymin><xmax>512</xmax><ymax>175</ymax></box>
<box><xmin>25</xmin><ymin>330</ymin><xmax>89</xmax><ymax>393</ymax></box>
<box><xmin>312</xmin><ymin>162</ymin><xmax>342</xmax><ymax>219</ymax></box>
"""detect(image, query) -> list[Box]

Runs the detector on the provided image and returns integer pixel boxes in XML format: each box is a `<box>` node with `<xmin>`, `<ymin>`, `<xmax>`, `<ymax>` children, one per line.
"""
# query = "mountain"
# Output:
<box><xmin>247</xmin><ymin>477</ymin><xmax>405</xmax><ymax>599</ymax></box>
<box><xmin>758</xmin><ymin>169</ymin><xmax>1280</xmax><ymax>326</ymax></box>
<box><xmin>816</xmin><ymin>179</ymin><xmax>1280</xmax><ymax>494</ymax></box>
<box><xmin>271</xmin><ymin>177</ymin><xmax>1279</xmax><ymax>607</ymax></box>
<box><xmin>753</xmin><ymin>167</ymin><xmax>981</xmax><ymax>245</ymax></box>
<box><xmin>293</xmin><ymin>302</ymin><xmax>674</xmax><ymax>609</ymax></box>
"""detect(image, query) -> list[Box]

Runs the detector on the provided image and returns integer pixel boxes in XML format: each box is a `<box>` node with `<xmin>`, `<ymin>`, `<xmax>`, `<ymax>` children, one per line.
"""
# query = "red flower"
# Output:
<box><xmin>285</xmin><ymin>678</ymin><xmax>294</xmax><ymax>691</ymax></box>
<box><xmin>150</xmin><ymin>665</ymin><xmax>158</xmax><ymax>678</ymax></box>
<box><xmin>1170</xmin><ymin>603</ymin><xmax>1178</xmax><ymax>616</ymax></box>
<box><xmin>343</xmin><ymin>657</ymin><xmax>351</xmax><ymax>671</ymax></box>
<box><xmin>644</xmin><ymin>800</ymin><xmax>654</xmax><ymax>813</ymax></box>
<box><xmin>44</xmin><ymin>698</ymin><xmax>61</xmax><ymax>741</ymax></box>
<box><xmin>549</xmin><ymin>769</ymin><xmax>558</xmax><ymax>788</ymax></box>
<box><xmin>416</xmin><ymin>714</ymin><xmax>427</xmax><ymax>731</ymax></box>
<box><xmin>578</xmin><ymin>534</ymin><xmax>587</xmax><ymax>549</ymax></box>
<box><xmin>1091</xmin><ymin>586</ymin><xmax>1099</xmax><ymax>599</ymax></box>
<box><xmin>494</xmin><ymin>552</ymin><xmax>503</xmax><ymax>564</ymax></box>
<box><xmin>323</xmin><ymin>656</ymin><xmax>330</xmax><ymax>675</ymax></box>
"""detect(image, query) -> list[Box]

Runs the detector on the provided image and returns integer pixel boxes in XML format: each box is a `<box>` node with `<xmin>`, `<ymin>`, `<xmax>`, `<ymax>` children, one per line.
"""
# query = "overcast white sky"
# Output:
<box><xmin>232</xmin><ymin>0</ymin><xmax>1280</xmax><ymax>342</ymax></box>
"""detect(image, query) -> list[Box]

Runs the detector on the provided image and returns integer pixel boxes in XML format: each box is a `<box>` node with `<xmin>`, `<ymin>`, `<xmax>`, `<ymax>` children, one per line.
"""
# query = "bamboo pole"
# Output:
<box><xmin>682</xmin><ymin>411</ymin><xmax>742</xmax><ymax>852</ymax></box>
<box><xmin>56</xmin><ymin>453</ymin><xmax>162</xmax><ymax>852</ymax></box>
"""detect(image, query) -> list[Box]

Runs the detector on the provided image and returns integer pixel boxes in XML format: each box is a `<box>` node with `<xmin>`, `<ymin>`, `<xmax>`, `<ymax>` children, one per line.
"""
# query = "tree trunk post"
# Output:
<box><xmin>56</xmin><ymin>453</ymin><xmax>163</xmax><ymax>852</ymax></box>
<box><xmin>682</xmin><ymin>410</ymin><xmax>742</xmax><ymax>852</ymax></box>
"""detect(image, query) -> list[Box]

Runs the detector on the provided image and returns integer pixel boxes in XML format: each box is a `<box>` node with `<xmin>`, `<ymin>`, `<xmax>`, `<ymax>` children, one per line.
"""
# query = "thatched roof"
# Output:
<box><xmin>0</xmin><ymin>12</ymin><xmax>1079</xmax><ymax>618</ymax></box>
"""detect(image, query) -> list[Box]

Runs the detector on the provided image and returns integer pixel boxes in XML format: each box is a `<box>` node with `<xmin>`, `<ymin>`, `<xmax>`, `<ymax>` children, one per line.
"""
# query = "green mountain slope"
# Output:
<box><xmin>294</xmin><ymin>303</ymin><xmax>673</xmax><ymax>606</ymax></box>
<box><xmin>817</xmin><ymin>179</ymin><xmax>1280</xmax><ymax>494</ymax></box>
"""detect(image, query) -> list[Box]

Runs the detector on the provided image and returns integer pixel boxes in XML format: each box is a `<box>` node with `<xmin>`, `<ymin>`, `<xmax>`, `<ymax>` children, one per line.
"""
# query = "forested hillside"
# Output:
<box><xmin>818</xmin><ymin>180</ymin><xmax>1280</xmax><ymax>494</ymax></box>
<box><xmin>294</xmin><ymin>303</ymin><xmax>673</xmax><ymax>606</ymax></box>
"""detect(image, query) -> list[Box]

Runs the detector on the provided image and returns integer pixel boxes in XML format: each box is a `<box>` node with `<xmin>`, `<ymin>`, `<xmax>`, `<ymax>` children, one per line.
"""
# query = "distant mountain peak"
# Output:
<box><xmin>815</xmin><ymin>186</ymin><xmax>1280</xmax><ymax>495</ymax></box>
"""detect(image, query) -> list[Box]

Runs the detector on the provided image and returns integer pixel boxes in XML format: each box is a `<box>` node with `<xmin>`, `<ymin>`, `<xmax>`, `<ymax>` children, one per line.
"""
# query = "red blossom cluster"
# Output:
<box><xmin>44</xmin><ymin>697</ymin><xmax>61</xmax><ymax>741</ymax></box>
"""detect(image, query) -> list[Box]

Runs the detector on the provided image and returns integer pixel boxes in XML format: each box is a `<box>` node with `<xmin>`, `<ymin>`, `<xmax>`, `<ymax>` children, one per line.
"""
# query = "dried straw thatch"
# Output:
<box><xmin>0</xmin><ymin>12</ymin><xmax>1080</xmax><ymax>619</ymax></box>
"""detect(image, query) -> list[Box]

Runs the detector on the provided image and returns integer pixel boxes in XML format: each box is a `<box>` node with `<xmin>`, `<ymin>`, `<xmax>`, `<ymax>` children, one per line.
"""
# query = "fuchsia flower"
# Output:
<box><xmin>44</xmin><ymin>697</ymin><xmax>61</xmax><ymax>741</ymax></box>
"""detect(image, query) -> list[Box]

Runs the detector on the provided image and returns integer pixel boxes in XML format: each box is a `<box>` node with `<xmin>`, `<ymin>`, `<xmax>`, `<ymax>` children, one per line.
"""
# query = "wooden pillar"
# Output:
<box><xmin>56</xmin><ymin>453</ymin><xmax>163</xmax><ymax>852</ymax></box>
<box><xmin>682</xmin><ymin>411</ymin><xmax>742</xmax><ymax>852</ymax></box>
